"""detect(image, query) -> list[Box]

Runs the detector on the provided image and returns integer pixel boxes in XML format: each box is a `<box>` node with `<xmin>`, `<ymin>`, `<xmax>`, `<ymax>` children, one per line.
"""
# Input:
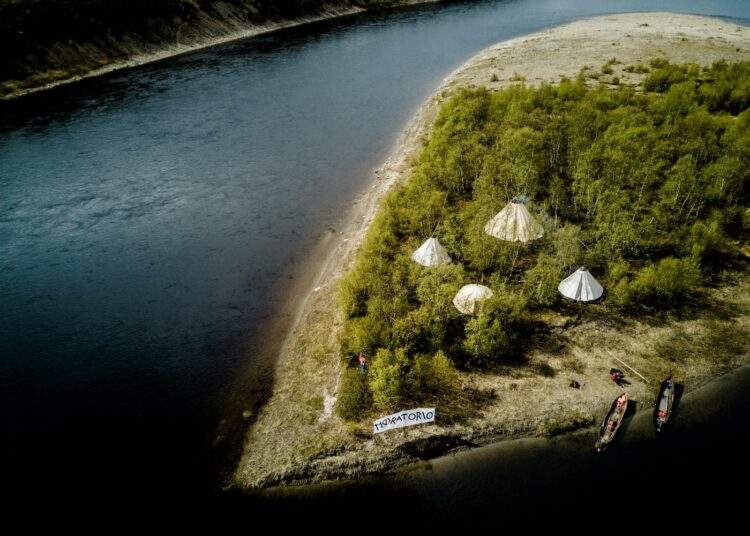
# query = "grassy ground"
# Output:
<box><xmin>233</xmin><ymin>13</ymin><xmax>750</xmax><ymax>490</ymax></box>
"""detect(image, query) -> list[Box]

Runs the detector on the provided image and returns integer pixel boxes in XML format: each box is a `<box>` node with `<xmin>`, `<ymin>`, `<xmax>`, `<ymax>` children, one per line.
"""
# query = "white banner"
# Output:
<box><xmin>373</xmin><ymin>408</ymin><xmax>436</xmax><ymax>434</ymax></box>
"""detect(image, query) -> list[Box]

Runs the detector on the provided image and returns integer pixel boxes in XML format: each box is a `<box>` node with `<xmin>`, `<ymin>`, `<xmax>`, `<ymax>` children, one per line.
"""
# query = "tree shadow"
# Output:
<box><xmin>434</xmin><ymin>385</ymin><xmax>498</xmax><ymax>426</ymax></box>
<box><xmin>398</xmin><ymin>434</ymin><xmax>479</xmax><ymax>460</ymax></box>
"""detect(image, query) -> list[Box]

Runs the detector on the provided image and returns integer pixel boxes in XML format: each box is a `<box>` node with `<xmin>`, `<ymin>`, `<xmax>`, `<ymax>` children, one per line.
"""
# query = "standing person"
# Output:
<box><xmin>358</xmin><ymin>352</ymin><xmax>366</xmax><ymax>372</ymax></box>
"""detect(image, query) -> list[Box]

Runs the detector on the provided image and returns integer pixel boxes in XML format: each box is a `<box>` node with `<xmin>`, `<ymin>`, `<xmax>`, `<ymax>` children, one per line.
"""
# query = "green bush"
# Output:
<box><xmin>407</xmin><ymin>350</ymin><xmax>457</xmax><ymax>397</ymax></box>
<box><xmin>643</xmin><ymin>62</ymin><xmax>690</xmax><ymax>92</ymax></box>
<box><xmin>615</xmin><ymin>256</ymin><xmax>702</xmax><ymax>306</ymax></box>
<box><xmin>525</xmin><ymin>253</ymin><xmax>562</xmax><ymax>306</ymax></box>
<box><xmin>369</xmin><ymin>348</ymin><xmax>408</xmax><ymax>411</ymax></box>
<box><xmin>463</xmin><ymin>314</ymin><xmax>510</xmax><ymax>366</ymax></box>
<box><xmin>634</xmin><ymin>256</ymin><xmax>702</xmax><ymax>299</ymax></box>
<box><xmin>336</xmin><ymin>368</ymin><xmax>373</xmax><ymax>422</ymax></box>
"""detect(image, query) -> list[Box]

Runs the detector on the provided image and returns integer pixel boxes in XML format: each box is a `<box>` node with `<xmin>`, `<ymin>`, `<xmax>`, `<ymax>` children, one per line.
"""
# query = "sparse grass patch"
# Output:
<box><xmin>563</xmin><ymin>356</ymin><xmax>586</xmax><ymax>374</ymax></box>
<box><xmin>540</xmin><ymin>411</ymin><xmax>594</xmax><ymax>436</ymax></box>
<box><xmin>653</xmin><ymin>320</ymin><xmax>750</xmax><ymax>366</ymax></box>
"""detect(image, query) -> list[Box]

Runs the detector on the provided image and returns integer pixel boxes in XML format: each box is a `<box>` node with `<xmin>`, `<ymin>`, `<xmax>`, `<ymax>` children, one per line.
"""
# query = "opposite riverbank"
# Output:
<box><xmin>0</xmin><ymin>0</ymin><xmax>434</xmax><ymax>99</ymax></box>
<box><xmin>233</xmin><ymin>12</ymin><xmax>750</xmax><ymax>490</ymax></box>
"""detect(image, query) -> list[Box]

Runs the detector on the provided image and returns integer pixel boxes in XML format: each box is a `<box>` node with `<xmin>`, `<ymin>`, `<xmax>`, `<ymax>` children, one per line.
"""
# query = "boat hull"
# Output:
<box><xmin>654</xmin><ymin>377</ymin><xmax>675</xmax><ymax>432</ymax></box>
<box><xmin>596</xmin><ymin>392</ymin><xmax>628</xmax><ymax>451</ymax></box>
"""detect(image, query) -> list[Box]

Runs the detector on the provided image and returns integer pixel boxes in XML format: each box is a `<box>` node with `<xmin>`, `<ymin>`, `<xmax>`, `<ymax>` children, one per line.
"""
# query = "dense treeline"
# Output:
<box><xmin>0</xmin><ymin>0</ymin><xmax>405</xmax><ymax>93</ymax></box>
<box><xmin>337</xmin><ymin>60</ymin><xmax>750</xmax><ymax>420</ymax></box>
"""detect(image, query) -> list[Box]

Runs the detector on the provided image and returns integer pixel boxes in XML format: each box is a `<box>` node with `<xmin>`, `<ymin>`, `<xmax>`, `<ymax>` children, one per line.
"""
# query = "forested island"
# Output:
<box><xmin>234</xmin><ymin>14</ymin><xmax>750</xmax><ymax>489</ymax></box>
<box><xmin>337</xmin><ymin>59</ymin><xmax>750</xmax><ymax>419</ymax></box>
<box><xmin>0</xmin><ymin>0</ymin><xmax>422</xmax><ymax>97</ymax></box>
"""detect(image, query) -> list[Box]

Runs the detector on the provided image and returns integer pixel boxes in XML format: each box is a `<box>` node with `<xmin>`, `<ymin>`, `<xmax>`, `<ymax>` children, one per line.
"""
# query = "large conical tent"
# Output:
<box><xmin>412</xmin><ymin>237</ymin><xmax>452</xmax><ymax>266</ymax></box>
<box><xmin>453</xmin><ymin>284</ymin><xmax>494</xmax><ymax>314</ymax></box>
<box><xmin>558</xmin><ymin>267</ymin><xmax>604</xmax><ymax>303</ymax></box>
<box><xmin>485</xmin><ymin>198</ymin><xmax>544</xmax><ymax>242</ymax></box>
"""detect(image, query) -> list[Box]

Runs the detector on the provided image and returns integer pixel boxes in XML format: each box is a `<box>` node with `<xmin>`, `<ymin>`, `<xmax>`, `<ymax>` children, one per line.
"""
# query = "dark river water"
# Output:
<box><xmin>1</xmin><ymin>0</ymin><xmax>749</xmax><ymax>506</ymax></box>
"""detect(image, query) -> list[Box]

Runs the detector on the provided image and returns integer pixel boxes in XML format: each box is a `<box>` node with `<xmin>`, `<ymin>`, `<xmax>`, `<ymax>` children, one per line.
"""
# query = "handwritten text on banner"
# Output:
<box><xmin>373</xmin><ymin>408</ymin><xmax>436</xmax><ymax>434</ymax></box>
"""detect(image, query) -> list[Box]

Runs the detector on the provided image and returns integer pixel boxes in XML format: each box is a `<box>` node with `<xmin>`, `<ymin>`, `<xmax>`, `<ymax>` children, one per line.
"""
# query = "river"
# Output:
<box><xmin>1</xmin><ymin>0</ymin><xmax>749</xmax><ymax>505</ymax></box>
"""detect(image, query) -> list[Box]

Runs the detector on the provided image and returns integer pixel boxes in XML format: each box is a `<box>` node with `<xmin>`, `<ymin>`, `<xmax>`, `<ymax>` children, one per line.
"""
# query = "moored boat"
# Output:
<box><xmin>595</xmin><ymin>392</ymin><xmax>628</xmax><ymax>451</ymax></box>
<box><xmin>654</xmin><ymin>376</ymin><xmax>675</xmax><ymax>432</ymax></box>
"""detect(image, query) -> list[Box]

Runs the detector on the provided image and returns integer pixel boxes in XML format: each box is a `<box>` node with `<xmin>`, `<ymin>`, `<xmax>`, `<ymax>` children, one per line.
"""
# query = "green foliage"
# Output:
<box><xmin>369</xmin><ymin>348</ymin><xmax>408</xmax><ymax>411</ymax></box>
<box><xmin>461</xmin><ymin>290</ymin><xmax>526</xmax><ymax>364</ymax></box>
<box><xmin>407</xmin><ymin>351</ymin><xmax>457</xmax><ymax>398</ymax></box>
<box><xmin>642</xmin><ymin>60</ymin><xmax>693</xmax><ymax>92</ymax></box>
<box><xmin>339</xmin><ymin>59</ymin><xmax>750</xmax><ymax>414</ymax></box>
<box><xmin>613</xmin><ymin>256</ymin><xmax>702</xmax><ymax>306</ymax></box>
<box><xmin>463</xmin><ymin>313</ymin><xmax>510</xmax><ymax>365</ymax></box>
<box><xmin>336</xmin><ymin>368</ymin><xmax>373</xmax><ymax>422</ymax></box>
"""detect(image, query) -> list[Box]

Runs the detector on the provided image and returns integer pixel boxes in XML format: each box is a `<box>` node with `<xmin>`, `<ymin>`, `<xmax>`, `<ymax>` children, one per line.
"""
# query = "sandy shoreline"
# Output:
<box><xmin>233</xmin><ymin>12</ymin><xmax>750</xmax><ymax>490</ymax></box>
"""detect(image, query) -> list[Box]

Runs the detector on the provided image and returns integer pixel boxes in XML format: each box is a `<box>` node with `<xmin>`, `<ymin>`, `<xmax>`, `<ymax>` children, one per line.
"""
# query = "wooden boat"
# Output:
<box><xmin>654</xmin><ymin>376</ymin><xmax>675</xmax><ymax>432</ymax></box>
<box><xmin>595</xmin><ymin>392</ymin><xmax>628</xmax><ymax>452</ymax></box>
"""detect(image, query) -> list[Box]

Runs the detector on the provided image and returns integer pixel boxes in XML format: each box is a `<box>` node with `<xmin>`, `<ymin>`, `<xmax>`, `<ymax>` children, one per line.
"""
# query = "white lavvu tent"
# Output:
<box><xmin>452</xmin><ymin>284</ymin><xmax>494</xmax><ymax>314</ymax></box>
<box><xmin>558</xmin><ymin>267</ymin><xmax>604</xmax><ymax>303</ymax></box>
<box><xmin>411</xmin><ymin>237</ymin><xmax>452</xmax><ymax>266</ymax></box>
<box><xmin>484</xmin><ymin>199</ymin><xmax>544</xmax><ymax>242</ymax></box>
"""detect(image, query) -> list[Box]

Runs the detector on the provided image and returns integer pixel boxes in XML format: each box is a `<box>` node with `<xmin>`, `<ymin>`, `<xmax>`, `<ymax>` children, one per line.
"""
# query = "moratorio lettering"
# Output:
<box><xmin>373</xmin><ymin>408</ymin><xmax>436</xmax><ymax>434</ymax></box>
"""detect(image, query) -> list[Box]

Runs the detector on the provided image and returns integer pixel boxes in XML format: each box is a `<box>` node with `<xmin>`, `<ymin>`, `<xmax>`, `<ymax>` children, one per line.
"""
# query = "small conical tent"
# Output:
<box><xmin>453</xmin><ymin>284</ymin><xmax>494</xmax><ymax>314</ymax></box>
<box><xmin>558</xmin><ymin>267</ymin><xmax>604</xmax><ymax>303</ymax></box>
<box><xmin>411</xmin><ymin>237</ymin><xmax>452</xmax><ymax>266</ymax></box>
<box><xmin>484</xmin><ymin>198</ymin><xmax>544</xmax><ymax>242</ymax></box>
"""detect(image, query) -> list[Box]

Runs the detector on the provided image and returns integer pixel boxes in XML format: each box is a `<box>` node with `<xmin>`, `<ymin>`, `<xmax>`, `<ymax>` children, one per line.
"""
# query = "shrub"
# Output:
<box><xmin>407</xmin><ymin>350</ymin><xmax>457</xmax><ymax>398</ymax></box>
<box><xmin>525</xmin><ymin>253</ymin><xmax>562</xmax><ymax>306</ymax></box>
<box><xmin>336</xmin><ymin>368</ymin><xmax>373</xmax><ymax>422</ymax></box>
<box><xmin>642</xmin><ymin>62</ymin><xmax>698</xmax><ymax>93</ymax></box>
<box><xmin>629</xmin><ymin>257</ymin><xmax>702</xmax><ymax>303</ymax></box>
<box><xmin>341</xmin><ymin>315</ymin><xmax>384</xmax><ymax>358</ymax></box>
<box><xmin>369</xmin><ymin>348</ymin><xmax>408</xmax><ymax>410</ymax></box>
<box><xmin>463</xmin><ymin>314</ymin><xmax>510</xmax><ymax>365</ymax></box>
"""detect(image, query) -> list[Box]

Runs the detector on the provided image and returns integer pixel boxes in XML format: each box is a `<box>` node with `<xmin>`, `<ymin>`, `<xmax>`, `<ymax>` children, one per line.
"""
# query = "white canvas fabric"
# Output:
<box><xmin>452</xmin><ymin>284</ymin><xmax>494</xmax><ymax>314</ymax></box>
<box><xmin>558</xmin><ymin>267</ymin><xmax>604</xmax><ymax>303</ymax></box>
<box><xmin>411</xmin><ymin>237</ymin><xmax>452</xmax><ymax>266</ymax></box>
<box><xmin>484</xmin><ymin>200</ymin><xmax>544</xmax><ymax>242</ymax></box>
